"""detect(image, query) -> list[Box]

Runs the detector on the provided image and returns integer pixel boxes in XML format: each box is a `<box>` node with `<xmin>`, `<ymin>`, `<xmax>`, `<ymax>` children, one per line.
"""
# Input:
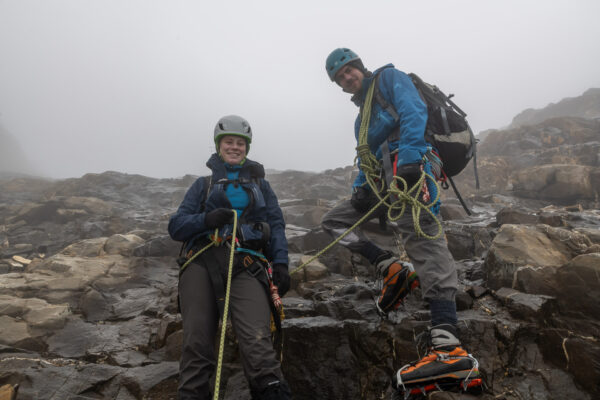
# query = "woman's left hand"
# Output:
<box><xmin>272</xmin><ymin>264</ymin><xmax>290</xmax><ymax>297</ymax></box>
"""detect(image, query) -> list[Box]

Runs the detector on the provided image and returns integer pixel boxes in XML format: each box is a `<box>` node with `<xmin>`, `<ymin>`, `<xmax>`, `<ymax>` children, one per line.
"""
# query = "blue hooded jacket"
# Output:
<box><xmin>351</xmin><ymin>64</ymin><xmax>440</xmax><ymax>212</ymax></box>
<box><xmin>168</xmin><ymin>153</ymin><xmax>288</xmax><ymax>265</ymax></box>
<box><xmin>352</xmin><ymin>64</ymin><xmax>428</xmax><ymax>187</ymax></box>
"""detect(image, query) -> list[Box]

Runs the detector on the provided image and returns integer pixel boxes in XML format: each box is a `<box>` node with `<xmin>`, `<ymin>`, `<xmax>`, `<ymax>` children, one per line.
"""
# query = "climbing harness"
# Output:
<box><xmin>178</xmin><ymin>211</ymin><xmax>285</xmax><ymax>400</ymax></box>
<box><xmin>291</xmin><ymin>79</ymin><xmax>444</xmax><ymax>276</ymax></box>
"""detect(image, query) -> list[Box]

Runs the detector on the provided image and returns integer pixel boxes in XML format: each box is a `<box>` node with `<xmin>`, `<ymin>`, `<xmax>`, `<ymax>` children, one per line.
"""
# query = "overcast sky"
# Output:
<box><xmin>1</xmin><ymin>0</ymin><xmax>599</xmax><ymax>179</ymax></box>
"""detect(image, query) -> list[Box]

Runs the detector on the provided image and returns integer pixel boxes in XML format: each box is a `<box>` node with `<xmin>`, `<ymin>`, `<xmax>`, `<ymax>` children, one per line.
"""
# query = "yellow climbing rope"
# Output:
<box><xmin>357</xmin><ymin>79</ymin><xmax>442</xmax><ymax>240</ymax></box>
<box><xmin>213</xmin><ymin>211</ymin><xmax>238</xmax><ymax>400</ymax></box>
<box><xmin>179</xmin><ymin>240</ymin><xmax>216</xmax><ymax>273</ymax></box>
<box><xmin>291</xmin><ymin>79</ymin><xmax>443</xmax><ymax>276</ymax></box>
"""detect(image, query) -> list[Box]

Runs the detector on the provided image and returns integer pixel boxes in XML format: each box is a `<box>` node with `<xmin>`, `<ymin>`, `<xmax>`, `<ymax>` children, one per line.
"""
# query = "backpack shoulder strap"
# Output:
<box><xmin>197</xmin><ymin>175</ymin><xmax>213</xmax><ymax>213</ymax></box>
<box><xmin>372</xmin><ymin>73</ymin><xmax>400</xmax><ymax>123</ymax></box>
<box><xmin>177</xmin><ymin>175</ymin><xmax>213</xmax><ymax>258</ymax></box>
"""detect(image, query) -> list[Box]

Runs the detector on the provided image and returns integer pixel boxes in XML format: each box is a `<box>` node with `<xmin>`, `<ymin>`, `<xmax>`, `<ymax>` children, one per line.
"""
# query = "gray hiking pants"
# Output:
<box><xmin>321</xmin><ymin>199</ymin><xmax>457</xmax><ymax>302</ymax></box>
<box><xmin>178</xmin><ymin>247</ymin><xmax>283</xmax><ymax>400</ymax></box>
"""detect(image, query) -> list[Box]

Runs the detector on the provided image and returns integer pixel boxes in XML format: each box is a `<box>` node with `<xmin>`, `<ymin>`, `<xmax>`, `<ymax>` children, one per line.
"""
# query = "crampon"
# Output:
<box><xmin>391</xmin><ymin>354</ymin><xmax>482</xmax><ymax>399</ymax></box>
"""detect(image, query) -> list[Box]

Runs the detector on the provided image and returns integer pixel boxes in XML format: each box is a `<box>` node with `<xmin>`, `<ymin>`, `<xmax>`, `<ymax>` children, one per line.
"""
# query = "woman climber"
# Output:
<box><xmin>168</xmin><ymin>115</ymin><xmax>291</xmax><ymax>400</ymax></box>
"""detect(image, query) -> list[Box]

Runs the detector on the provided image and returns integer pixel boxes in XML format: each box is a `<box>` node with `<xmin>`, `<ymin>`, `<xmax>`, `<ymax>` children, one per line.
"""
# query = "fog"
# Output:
<box><xmin>1</xmin><ymin>0</ymin><xmax>599</xmax><ymax>179</ymax></box>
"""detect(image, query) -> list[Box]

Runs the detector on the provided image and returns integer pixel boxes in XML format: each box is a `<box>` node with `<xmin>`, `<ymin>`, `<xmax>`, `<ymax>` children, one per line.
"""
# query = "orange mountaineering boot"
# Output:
<box><xmin>393</xmin><ymin>324</ymin><xmax>481</xmax><ymax>398</ymax></box>
<box><xmin>374</xmin><ymin>253</ymin><xmax>419</xmax><ymax>314</ymax></box>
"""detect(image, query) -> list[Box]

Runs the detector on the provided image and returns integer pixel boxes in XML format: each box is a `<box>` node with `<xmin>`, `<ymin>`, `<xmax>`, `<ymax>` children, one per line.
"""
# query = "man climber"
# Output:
<box><xmin>321</xmin><ymin>47</ymin><xmax>480</xmax><ymax>396</ymax></box>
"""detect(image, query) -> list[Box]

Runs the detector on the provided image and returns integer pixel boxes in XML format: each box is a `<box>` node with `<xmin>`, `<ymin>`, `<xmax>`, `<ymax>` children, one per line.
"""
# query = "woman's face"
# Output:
<box><xmin>219</xmin><ymin>135</ymin><xmax>247</xmax><ymax>165</ymax></box>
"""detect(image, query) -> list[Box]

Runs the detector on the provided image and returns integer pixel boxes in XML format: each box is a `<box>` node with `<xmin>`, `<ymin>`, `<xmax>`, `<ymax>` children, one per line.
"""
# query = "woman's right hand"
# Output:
<box><xmin>204</xmin><ymin>208</ymin><xmax>234</xmax><ymax>229</ymax></box>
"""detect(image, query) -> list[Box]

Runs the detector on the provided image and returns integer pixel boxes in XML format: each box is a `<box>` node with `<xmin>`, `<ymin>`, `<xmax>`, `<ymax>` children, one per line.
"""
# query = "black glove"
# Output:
<box><xmin>350</xmin><ymin>186</ymin><xmax>378</xmax><ymax>213</ymax></box>
<box><xmin>204</xmin><ymin>208</ymin><xmax>234</xmax><ymax>229</ymax></box>
<box><xmin>272</xmin><ymin>263</ymin><xmax>290</xmax><ymax>297</ymax></box>
<box><xmin>396</xmin><ymin>163</ymin><xmax>422</xmax><ymax>190</ymax></box>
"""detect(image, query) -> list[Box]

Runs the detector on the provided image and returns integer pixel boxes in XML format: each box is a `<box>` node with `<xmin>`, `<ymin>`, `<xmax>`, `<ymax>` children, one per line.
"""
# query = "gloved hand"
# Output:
<box><xmin>396</xmin><ymin>163</ymin><xmax>423</xmax><ymax>190</ymax></box>
<box><xmin>204</xmin><ymin>208</ymin><xmax>234</xmax><ymax>229</ymax></box>
<box><xmin>272</xmin><ymin>263</ymin><xmax>290</xmax><ymax>297</ymax></box>
<box><xmin>350</xmin><ymin>186</ymin><xmax>377</xmax><ymax>213</ymax></box>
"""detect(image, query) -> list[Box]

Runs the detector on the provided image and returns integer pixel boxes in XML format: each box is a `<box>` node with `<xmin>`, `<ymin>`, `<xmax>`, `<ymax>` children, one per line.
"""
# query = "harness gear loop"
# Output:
<box><xmin>178</xmin><ymin>237</ymin><xmax>217</xmax><ymax>274</ymax></box>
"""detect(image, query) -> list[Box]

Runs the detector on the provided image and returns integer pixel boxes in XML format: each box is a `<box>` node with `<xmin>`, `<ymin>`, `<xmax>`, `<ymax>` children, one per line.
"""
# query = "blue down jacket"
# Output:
<box><xmin>168</xmin><ymin>153</ymin><xmax>288</xmax><ymax>265</ymax></box>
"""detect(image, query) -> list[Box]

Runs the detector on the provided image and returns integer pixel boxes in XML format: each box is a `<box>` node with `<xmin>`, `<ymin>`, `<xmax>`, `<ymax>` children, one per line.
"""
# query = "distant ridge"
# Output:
<box><xmin>510</xmin><ymin>88</ymin><xmax>600</xmax><ymax>128</ymax></box>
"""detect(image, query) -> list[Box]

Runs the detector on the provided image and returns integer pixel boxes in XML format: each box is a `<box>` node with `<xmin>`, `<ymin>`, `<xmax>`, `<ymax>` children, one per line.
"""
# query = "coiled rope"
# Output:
<box><xmin>291</xmin><ymin>79</ymin><xmax>443</xmax><ymax>276</ymax></box>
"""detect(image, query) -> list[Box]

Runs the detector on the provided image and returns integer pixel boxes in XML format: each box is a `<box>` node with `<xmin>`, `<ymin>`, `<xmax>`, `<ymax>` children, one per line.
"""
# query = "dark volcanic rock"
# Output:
<box><xmin>0</xmin><ymin>157</ymin><xmax>599</xmax><ymax>399</ymax></box>
<box><xmin>448</xmin><ymin>116</ymin><xmax>600</xmax><ymax>208</ymax></box>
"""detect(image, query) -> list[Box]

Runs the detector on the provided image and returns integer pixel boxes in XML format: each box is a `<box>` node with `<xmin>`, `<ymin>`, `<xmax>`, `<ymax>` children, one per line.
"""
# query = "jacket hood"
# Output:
<box><xmin>206</xmin><ymin>153</ymin><xmax>265</xmax><ymax>181</ymax></box>
<box><xmin>351</xmin><ymin>63</ymin><xmax>395</xmax><ymax>107</ymax></box>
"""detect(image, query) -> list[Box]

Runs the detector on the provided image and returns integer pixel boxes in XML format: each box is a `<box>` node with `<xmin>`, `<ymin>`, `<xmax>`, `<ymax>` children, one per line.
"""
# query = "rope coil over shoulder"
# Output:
<box><xmin>292</xmin><ymin>79</ymin><xmax>443</xmax><ymax>276</ymax></box>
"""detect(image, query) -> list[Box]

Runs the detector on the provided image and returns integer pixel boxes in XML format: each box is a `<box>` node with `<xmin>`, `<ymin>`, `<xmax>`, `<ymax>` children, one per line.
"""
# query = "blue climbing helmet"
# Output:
<box><xmin>214</xmin><ymin>115</ymin><xmax>252</xmax><ymax>153</ymax></box>
<box><xmin>325</xmin><ymin>48</ymin><xmax>361</xmax><ymax>81</ymax></box>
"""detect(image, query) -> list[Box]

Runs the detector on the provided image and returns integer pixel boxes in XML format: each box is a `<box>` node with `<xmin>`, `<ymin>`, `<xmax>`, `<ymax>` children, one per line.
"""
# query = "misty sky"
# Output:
<box><xmin>1</xmin><ymin>0</ymin><xmax>599</xmax><ymax>179</ymax></box>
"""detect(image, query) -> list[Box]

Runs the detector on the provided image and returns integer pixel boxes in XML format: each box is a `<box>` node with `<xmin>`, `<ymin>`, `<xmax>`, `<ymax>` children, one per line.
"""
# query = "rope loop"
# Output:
<box><xmin>292</xmin><ymin>78</ymin><xmax>444</xmax><ymax>274</ymax></box>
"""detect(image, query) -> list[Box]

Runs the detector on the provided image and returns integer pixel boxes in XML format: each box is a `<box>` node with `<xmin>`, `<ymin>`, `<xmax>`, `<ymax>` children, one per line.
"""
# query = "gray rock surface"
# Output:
<box><xmin>1</xmin><ymin>113</ymin><xmax>600</xmax><ymax>399</ymax></box>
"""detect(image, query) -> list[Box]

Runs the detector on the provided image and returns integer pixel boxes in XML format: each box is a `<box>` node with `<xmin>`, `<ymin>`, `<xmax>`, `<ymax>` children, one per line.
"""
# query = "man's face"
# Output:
<box><xmin>334</xmin><ymin>65</ymin><xmax>364</xmax><ymax>95</ymax></box>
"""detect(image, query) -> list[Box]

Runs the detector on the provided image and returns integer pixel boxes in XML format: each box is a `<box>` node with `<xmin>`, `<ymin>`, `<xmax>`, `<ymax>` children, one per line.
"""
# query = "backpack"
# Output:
<box><xmin>408</xmin><ymin>73</ymin><xmax>478</xmax><ymax>181</ymax></box>
<box><xmin>373</xmin><ymin>72</ymin><xmax>479</xmax><ymax>214</ymax></box>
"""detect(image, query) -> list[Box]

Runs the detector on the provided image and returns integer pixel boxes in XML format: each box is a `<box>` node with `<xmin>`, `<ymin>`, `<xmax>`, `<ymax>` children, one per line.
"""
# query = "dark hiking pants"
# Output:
<box><xmin>177</xmin><ymin>248</ymin><xmax>284</xmax><ymax>399</ymax></box>
<box><xmin>321</xmin><ymin>198</ymin><xmax>458</xmax><ymax>302</ymax></box>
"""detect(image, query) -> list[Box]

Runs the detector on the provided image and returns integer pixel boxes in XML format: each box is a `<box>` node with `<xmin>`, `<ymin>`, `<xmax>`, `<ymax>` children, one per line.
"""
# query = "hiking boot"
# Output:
<box><xmin>374</xmin><ymin>253</ymin><xmax>419</xmax><ymax>314</ymax></box>
<box><xmin>394</xmin><ymin>324</ymin><xmax>480</xmax><ymax>390</ymax></box>
<box><xmin>252</xmin><ymin>380</ymin><xmax>291</xmax><ymax>400</ymax></box>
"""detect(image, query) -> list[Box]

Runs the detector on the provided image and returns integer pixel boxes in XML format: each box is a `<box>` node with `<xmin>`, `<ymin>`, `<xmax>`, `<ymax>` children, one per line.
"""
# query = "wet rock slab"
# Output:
<box><xmin>0</xmin><ymin>168</ymin><xmax>599</xmax><ymax>399</ymax></box>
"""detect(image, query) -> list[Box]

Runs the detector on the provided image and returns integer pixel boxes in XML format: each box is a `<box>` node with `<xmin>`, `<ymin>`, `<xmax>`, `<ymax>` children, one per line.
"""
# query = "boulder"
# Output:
<box><xmin>104</xmin><ymin>234</ymin><xmax>145</xmax><ymax>256</ymax></box>
<box><xmin>445</xmin><ymin>225</ymin><xmax>493</xmax><ymax>260</ymax></box>
<box><xmin>574</xmin><ymin>227</ymin><xmax>600</xmax><ymax>244</ymax></box>
<box><xmin>0</xmin><ymin>316</ymin><xmax>30</xmax><ymax>347</ymax></box>
<box><xmin>494</xmin><ymin>287</ymin><xmax>557</xmax><ymax>321</ymax></box>
<box><xmin>296</xmin><ymin>256</ymin><xmax>329</xmax><ymax>282</ymax></box>
<box><xmin>539</xmin><ymin>328</ymin><xmax>600</xmax><ymax>398</ymax></box>
<box><xmin>484</xmin><ymin>224</ymin><xmax>571</xmax><ymax>289</ymax></box>
<box><xmin>439</xmin><ymin>203</ymin><xmax>468</xmax><ymax>221</ymax></box>
<box><xmin>0</xmin><ymin>384</ymin><xmax>17</xmax><ymax>400</ymax></box>
<box><xmin>61</xmin><ymin>237</ymin><xmax>107</xmax><ymax>257</ymax></box>
<box><xmin>495</xmin><ymin>206</ymin><xmax>539</xmax><ymax>226</ymax></box>
<box><xmin>512</xmin><ymin>164</ymin><xmax>597</xmax><ymax>202</ymax></box>
<box><xmin>132</xmin><ymin>234</ymin><xmax>181</xmax><ymax>257</ymax></box>
<box><xmin>554</xmin><ymin>253</ymin><xmax>600</xmax><ymax>319</ymax></box>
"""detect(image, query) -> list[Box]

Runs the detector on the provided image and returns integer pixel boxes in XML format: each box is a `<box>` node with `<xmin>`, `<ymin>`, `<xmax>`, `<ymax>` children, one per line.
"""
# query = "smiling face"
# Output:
<box><xmin>218</xmin><ymin>135</ymin><xmax>247</xmax><ymax>165</ymax></box>
<box><xmin>334</xmin><ymin>64</ymin><xmax>365</xmax><ymax>95</ymax></box>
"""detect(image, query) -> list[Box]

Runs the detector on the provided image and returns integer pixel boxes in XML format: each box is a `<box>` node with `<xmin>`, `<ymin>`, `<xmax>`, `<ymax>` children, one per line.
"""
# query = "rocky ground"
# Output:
<box><xmin>0</xmin><ymin>115</ymin><xmax>599</xmax><ymax>400</ymax></box>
